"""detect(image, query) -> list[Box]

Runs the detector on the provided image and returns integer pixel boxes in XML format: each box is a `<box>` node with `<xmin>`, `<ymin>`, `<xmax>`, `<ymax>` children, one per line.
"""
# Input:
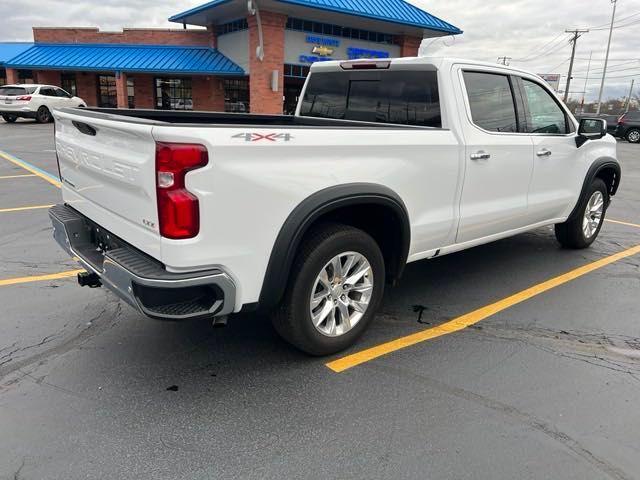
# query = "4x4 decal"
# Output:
<box><xmin>232</xmin><ymin>133</ymin><xmax>294</xmax><ymax>142</ymax></box>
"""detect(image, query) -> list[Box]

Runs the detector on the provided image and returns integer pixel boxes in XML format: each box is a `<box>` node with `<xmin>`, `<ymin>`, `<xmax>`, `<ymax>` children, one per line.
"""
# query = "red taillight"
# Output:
<box><xmin>618</xmin><ymin>114</ymin><xmax>626</xmax><ymax>125</ymax></box>
<box><xmin>16</xmin><ymin>95</ymin><xmax>31</xmax><ymax>101</ymax></box>
<box><xmin>155</xmin><ymin>142</ymin><xmax>209</xmax><ymax>240</ymax></box>
<box><xmin>340</xmin><ymin>60</ymin><xmax>391</xmax><ymax>70</ymax></box>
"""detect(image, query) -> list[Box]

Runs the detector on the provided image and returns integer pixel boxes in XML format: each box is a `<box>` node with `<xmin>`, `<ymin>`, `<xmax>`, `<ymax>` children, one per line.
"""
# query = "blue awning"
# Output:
<box><xmin>5</xmin><ymin>44</ymin><xmax>245</xmax><ymax>75</ymax></box>
<box><xmin>0</xmin><ymin>42</ymin><xmax>34</xmax><ymax>66</ymax></box>
<box><xmin>169</xmin><ymin>0</ymin><xmax>462</xmax><ymax>36</ymax></box>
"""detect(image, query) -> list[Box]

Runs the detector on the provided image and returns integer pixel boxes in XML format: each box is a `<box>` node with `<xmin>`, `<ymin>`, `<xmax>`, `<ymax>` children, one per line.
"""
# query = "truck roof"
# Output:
<box><xmin>309</xmin><ymin>56</ymin><xmax>539</xmax><ymax>78</ymax></box>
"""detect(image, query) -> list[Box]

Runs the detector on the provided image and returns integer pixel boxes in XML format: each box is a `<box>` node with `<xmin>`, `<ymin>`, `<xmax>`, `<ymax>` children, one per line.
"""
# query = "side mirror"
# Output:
<box><xmin>576</xmin><ymin>118</ymin><xmax>607</xmax><ymax>147</ymax></box>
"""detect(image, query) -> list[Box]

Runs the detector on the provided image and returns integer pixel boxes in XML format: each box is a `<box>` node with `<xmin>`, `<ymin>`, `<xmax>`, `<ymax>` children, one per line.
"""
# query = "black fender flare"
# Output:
<box><xmin>568</xmin><ymin>157</ymin><xmax>621</xmax><ymax>221</ymax></box>
<box><xmin>256</xmin><ymin>183</ymin><xmax>411</xmax><ymax>312</ymax></box>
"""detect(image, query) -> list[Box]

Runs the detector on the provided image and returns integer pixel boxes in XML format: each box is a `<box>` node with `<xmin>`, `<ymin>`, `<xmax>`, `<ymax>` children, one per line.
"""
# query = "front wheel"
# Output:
<box><xmin>555</xmin><ymin>178</ymin><xmax>608</xmax><ymax>249</ymax></box>
<box><xmin>36</xmin><ymin>106</ymin><xmax>52</xmax><ymax>123</ymax></box>
<box><xmin>272</xmin><ymin>223</ymin><xmax>385</xmax><ymax>356</ymax></box>
<box><xmin>626</xmin><ymin>129</ymin><xmax>640</xmax><ymax>144</ymax></box>
<box><xmin>2</xmin><ymin>114</ymin><xmax>17</xmax><ymax>123</ymax></box>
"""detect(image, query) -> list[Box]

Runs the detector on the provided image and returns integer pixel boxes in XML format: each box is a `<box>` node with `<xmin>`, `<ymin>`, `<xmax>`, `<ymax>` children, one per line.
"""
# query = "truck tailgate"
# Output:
<box><xmin>54</xmin><ymin>109</ymin><xmax>161</xmax><ymax>260</ymax></box>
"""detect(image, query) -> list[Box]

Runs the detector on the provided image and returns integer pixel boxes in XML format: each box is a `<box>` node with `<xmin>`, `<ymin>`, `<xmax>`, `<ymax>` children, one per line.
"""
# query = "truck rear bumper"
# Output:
<box><xmin>49</xmin><ymin>204</ymin><xmax>236</xmax><ymax>320</ymax></box>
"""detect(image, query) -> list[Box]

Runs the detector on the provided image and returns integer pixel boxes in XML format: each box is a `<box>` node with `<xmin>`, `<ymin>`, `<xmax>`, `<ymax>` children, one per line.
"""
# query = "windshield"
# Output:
<box><xmin>0</xmin><ymin>86</ymin><xmax>37</xmax><ymax>96</ymax></box>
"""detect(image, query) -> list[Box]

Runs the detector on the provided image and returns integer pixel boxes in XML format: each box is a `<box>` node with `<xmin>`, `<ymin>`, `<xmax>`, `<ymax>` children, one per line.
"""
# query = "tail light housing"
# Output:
<box><xmin>155</xmin><ymin>142</ymin><xmax>209</xmax><ymax>240</ymax></box>
<box><xmin>16</xmin><ymin>95</ymin><xmax>32</xmax><ymax>101</ymax></box>
<box><xmin>618</xmin><ymin>114</ymin><xmax>626</xmax><ymax>125</ymax></box>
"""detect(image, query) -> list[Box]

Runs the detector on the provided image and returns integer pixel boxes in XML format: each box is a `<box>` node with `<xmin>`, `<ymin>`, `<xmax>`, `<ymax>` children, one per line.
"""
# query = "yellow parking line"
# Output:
<box><xmin>0</xmin><ymin>174</ymin><xmax>37</xmax><ymax>180</ymax></box>
<box><xmin>0</xmin><ymin>270</ymin><xmax>84</xmax><ymax>287</ymax></box>
<box><xmin>0</xmin><ymin>151</ymin><xmax>61</xmax><ymax>188</ymax></box>
<box><xmin>326</xmin><ymin>244</ymin><xmax>640</xmax><ymax>373</ymax></box>
<box><xmin>0</xmin><ymin>204</ymin><xmax>54</xmax><ymax>213</ymax></box>
<box><xmin>606</xmin><ymin>219</ymin><xmax>640</xmax><ymax>229</ymax></box>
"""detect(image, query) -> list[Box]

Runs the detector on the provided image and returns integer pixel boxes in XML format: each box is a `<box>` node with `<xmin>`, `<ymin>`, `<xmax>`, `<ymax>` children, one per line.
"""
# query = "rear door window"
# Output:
<box><xmin>463</xmin><ymin>71</ymin><xmax>518</xmax><ymax>133</ymax></box>
<box><xmin>300</xmin><ymin>70</ymin><xmax>441</xmax><ymax>127</ymax></box>
<box><xmin>39</xmin><ymin>87</ymin><xmax>57</xmax><ymax>97</ymax></box>
<box><xmin>0</xmin><ymin>86</ymin><xmax>35</xmax><ymax>96</ymax></box>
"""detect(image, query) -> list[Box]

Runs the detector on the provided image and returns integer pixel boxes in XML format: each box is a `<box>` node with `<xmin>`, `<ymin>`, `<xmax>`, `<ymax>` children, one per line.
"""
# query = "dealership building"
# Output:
<box><xmin>0</xmin><ymin>0</ymin><xmax>461</xmax><ymax>114</ymax></box>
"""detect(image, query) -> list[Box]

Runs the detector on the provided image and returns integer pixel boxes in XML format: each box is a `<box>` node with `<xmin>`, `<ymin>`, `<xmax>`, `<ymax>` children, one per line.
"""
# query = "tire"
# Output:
<box><xmin>36</xmin><ymin>106</ymin><xmax>52</xmax><ymax>124</ymax></box>
<box><xmin>272</xmin><ymin>223</ymin><xmax>385</xmax><ymax>356</ymax></box>
<box><xmin>2</xmin><ymin>114</ymin><xmax>17</xmax><ymax>123</ymax></box>
<box><xmin>555</xmin><ymin>178</ymin><xmax>609</xmax><ymax>249</ymax></box>
<box><xmin>626</xmin><ymin>128</ymin><xmax>640</xmax><ymax>144</ymax></box>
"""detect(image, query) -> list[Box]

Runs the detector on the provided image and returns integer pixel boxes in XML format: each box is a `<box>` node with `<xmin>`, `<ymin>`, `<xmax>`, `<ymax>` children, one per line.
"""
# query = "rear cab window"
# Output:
<box><xmin>300</xmin><ymin>70</ymin><xmax>442</xmax><ymax>128</ymax></box>
<box><xmin>0</xmin><ymin>86</ymin><xmax>36</xmax><ymax>96</ymax></box>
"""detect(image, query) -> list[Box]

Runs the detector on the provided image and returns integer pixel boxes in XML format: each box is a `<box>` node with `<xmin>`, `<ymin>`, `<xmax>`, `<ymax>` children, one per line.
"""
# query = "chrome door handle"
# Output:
<box><xmin>537</xmin><ymin>149</ymin><xmax>552</xmax><ymax>157</ymax></box>
<box><xmin>470</xmin><ymin>151</ymin><xmax>491</xmax><ymax>161</ymax></box>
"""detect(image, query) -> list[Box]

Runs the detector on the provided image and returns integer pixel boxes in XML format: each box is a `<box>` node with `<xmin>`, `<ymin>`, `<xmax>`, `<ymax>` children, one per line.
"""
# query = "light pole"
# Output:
<box><xmin>596</xmin><ymin>0</ymin><xmax>618</xmax><ymax>114</ymax></box>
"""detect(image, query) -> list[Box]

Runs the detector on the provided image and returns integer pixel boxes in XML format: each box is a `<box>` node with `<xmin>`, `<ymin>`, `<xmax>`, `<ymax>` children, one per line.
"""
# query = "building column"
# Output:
<box><xmin>36</xmin><ymin>70</ymin><xmax>61</xmax><ymax>86</ymax></box>
<box><xmin>398</xmin><ymin>35</ymin><xmax>423</xmax><ymax>57</ymax></box>
<box><xmin>193</xmin><ymin>76</ymin><xmax>226</xmax><ymax>112</ymax></box>
<box><xmin>248</xmin><ymin>11</ymin><xmax>287</xmax><ymax>114</ymax></box>
<box><xmin>206</xmin><ymin>25</ymin><xmax>217</xmax><ymax>48</ymax></box>
<box><xmin>115</xmin><ymin>71</ymin><xmax>129</xmax><ymax>109</ymax></box>
<box><xmin>6</xmin><ymin>68</ymin><xmax>18</xmax><ymax>84</ymax></box>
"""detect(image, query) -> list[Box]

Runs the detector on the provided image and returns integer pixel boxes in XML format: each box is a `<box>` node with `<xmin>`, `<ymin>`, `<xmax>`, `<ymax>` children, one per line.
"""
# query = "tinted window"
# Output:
<box><xmin>522</xmin><ymin>79</ymin><xmax>568</xmax><ymax>134</ymax></box>
<box><xmin>39</xmin><ymin>87</ymin><xmax>56</xmax><ymax>97</ymax></box>
<box><xmin>300</xmin><ymin>70</ymin><xmax>441</xmax><ymax>127</ymax></box>
<box><xmin>55</xmin><ymin>88</ymin><xmax>71</xmax><ymax>98</ymax></box>
<box><xmin>464</xmin><ymin>72</ymin><xmax>517</xmax><ymax>133</ymax></box>
<box><xmin>626</xmin><ymin>111</ymin><xmax>640</xmax><ymax>121</ymax></box>
<box><xmin>0</xmin><ymin>87</ymin><xmax>27</xmax><ymax>96</ymax></box>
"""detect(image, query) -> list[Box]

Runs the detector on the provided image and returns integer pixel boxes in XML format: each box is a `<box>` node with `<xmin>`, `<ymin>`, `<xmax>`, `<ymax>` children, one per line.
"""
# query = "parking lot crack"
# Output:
<box><xmin>369</xmin><ymin>363</ymin><xmax>633</xmax><ymax>480</ymax></box>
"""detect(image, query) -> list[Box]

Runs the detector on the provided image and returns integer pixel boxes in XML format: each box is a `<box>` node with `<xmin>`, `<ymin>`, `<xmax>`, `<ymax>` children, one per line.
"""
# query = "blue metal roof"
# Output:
<box><xmin>169</xmin><ymin>0</ymin><xmax>462</xmax><ymax>35</ymax></box>
<box><xmin>0</xmin><ymin>42</ymin><xmax>34</xmax><ymax>65</ymax></box>
<box><xmin>5</xmin><ymin>44</ymin><xmax>245</xmax><ymax>75</ymax></box>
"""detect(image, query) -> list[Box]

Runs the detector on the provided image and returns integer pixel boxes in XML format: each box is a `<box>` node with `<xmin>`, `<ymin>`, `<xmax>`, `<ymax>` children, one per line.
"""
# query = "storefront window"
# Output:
<box><xmin>98</xmin><ymin>75</ymin><xmax>117</xmax><ymax>108</ymax></box>
<box><xmin>155</xmin><ymin>77</ymin><xmax>193</xmax><ymax>110</ymax></box>
<box><xmin>224</xmin><ymin>78</ymin><xmax>249</xmax><ymax>113</ymax></box>
<box><xmin>127</xmin><ymin>78</ymin><xmax>135</xmax><ymax>109</ymax></box>
<box><xmin>286</xmin><ymin>17</ymin><xmax>395</xmax><ymax>45</ymax></box>
<box><xmin>61</xmin><ymin>73</ymin><xmax>77</xmax><ymax>97</ymax></box>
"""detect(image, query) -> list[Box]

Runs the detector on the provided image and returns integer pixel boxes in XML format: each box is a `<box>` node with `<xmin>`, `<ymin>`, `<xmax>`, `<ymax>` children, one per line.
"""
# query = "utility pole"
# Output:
<box><xmin>497</xmin><ymin>56</ymin><xmax>512</xmax><ymax>66</ymax></box>
<box><xmin>596</xmin><ymin>0</ymin><xmax>618</xmax><ymax>114</ymax></box>
<box><xmin>625</xmin><ymin>79</ymin><xmax>635</xmax><ymax>113</ymax></box>
<box><xmin>581</xmin><ymin>51</ymin><xmax>593</xmax><ymax>113</ymax></box>
<box><xmin>563</xmin><ymin>29</ymin><xmax>589</xmax><ymax>104</ymax></box>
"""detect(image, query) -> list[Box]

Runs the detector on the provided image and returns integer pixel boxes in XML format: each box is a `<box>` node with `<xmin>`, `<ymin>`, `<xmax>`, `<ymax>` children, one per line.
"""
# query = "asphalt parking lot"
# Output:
<box><xmin>1</xmin><ymin>117</ymin><xmax>639</xmax><ymax>480</ymax></box>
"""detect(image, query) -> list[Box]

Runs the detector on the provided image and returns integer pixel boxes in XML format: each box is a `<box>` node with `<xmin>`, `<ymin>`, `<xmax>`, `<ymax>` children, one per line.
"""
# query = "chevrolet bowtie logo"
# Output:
<box><xmin>312</xmin><ymin>45</ymin><xmax>335</xmax><ymax>57</ymax></box>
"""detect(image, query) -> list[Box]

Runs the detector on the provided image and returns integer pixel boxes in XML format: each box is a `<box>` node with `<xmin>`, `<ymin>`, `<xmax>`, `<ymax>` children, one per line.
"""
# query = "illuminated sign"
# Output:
<box><xmin>311</xmin><ymin>45</ymin><xmax>335</xmax><ymax>57</ymax></box>
<box><xmin>297</xmin><ymin>34</ymin><xmax>390</xmax><ymax>64</ymax></box>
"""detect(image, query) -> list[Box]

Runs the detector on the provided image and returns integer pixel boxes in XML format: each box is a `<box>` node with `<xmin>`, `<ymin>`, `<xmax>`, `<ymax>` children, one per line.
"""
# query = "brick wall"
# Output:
<box><xmin>248</xmin><ymin>12</ymin><xmax>286</xmax><ymax>114</ymax></box>
<box><xmin>130</xmin><ymin>74</ymin><xmax>155</xmax><ymax>109</ymax></box>
<box><xmin>33</xmin><ymin>27</ymin><xmax>214</xmax><ymax>47</ymax></box>
<box><xmin>5</xmin><ymin>68</ymin><xmax>19</xmax><ymax>84</ymax></box>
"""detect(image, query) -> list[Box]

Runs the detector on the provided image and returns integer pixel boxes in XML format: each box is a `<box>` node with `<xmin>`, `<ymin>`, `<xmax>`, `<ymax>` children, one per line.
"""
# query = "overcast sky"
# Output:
<box><xmin>2</xmin><ymin>0</ymin><xmax>639</xmax><ymax>101</ymax></box>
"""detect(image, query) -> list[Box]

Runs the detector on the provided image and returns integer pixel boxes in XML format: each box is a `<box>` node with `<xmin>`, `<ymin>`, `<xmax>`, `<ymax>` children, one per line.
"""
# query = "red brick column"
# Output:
<box><xmin>115</xmin><ymin>72</ymin><xmax>129</xmax><ymax>109</ymax></box>
<box><xmin>6</xmin><ymin>68</ymin><xmax>18</xmax><ymax>84</ymax></box>
<box><xmin>193</xmin><ymin>76</ymin><xmax>225</xmax><ymax>112</ymax></box>
<box><xmin>206</xmin><ymin>25</ymin><xmax>217</xmax><ymax>48</ymax></box>
<box><xmin>398</xmin><ymin>35</ymin><xmax>423</xmax><ymax>57</ymax></box>
<box><xmin>76</xmin><ymin>73</ymin><xmax>98</xmax><ymax>107</ymax></box>
<box><xmin>248</xmin><ymin>11</ymin><xmax>286</xmax><ymax>114</ymax></box>
<box><xmin>131</xmin><ymin>75</ymin><xmax>155</xmax><ymax>109</ymax></box>
<box><xmin>36</xmin><ymin>70</ymin><xmax>61</xmax><ymax>86</ymax></box>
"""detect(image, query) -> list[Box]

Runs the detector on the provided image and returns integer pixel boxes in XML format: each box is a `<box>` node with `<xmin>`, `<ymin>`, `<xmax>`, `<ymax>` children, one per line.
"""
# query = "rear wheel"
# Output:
<box><xmin>36</xmin><ymin>106</ymin><xmax>52</xmax><ymax>124</ymax></box>
<box><xmin>272</xmin><ymin>223</ymin><xmax>385</xmax><ymax>356</ymax></box>
<box><xmin>555</xmin><ymin>178</ymin><xmax>608</xmax><ymax>249</ymax></box>
<box><xmin>626</xmin><ymin>128</ymin><xmax>640</xmax><ymax>144</ymax></box>
<box><xmin>2</xmin><ymin>114</ymin><xmax>17</xmax><ymax>123</ymax></box>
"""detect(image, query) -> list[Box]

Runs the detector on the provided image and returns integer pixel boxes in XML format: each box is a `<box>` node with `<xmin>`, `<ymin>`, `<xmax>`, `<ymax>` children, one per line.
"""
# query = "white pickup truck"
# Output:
<box><xmin>49</xmin><ymin>57</ymin><xmax>620</xmax><ymax>355</ymax></box>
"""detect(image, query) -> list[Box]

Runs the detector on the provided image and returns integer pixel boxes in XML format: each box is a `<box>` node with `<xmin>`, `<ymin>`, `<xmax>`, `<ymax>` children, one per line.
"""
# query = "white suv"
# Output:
<box><xmin>0</xmin><ymin>84</ymin><xmax>87</xmax><ymax>124</ymax></box>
